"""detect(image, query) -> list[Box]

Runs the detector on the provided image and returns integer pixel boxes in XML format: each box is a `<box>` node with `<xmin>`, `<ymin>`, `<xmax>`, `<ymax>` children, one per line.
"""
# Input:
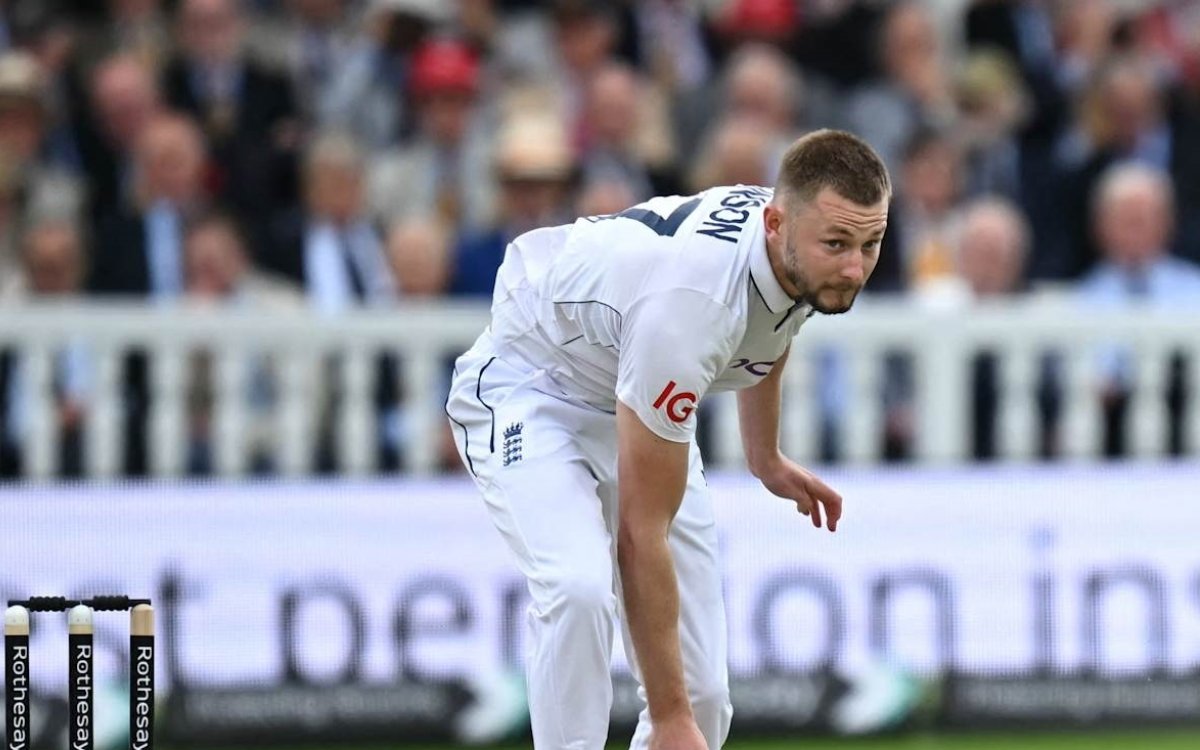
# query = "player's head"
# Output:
<box><xmin>764</xmin><ymin>129</ymin><xmax>891</xmax><ymax>315</ymax></box>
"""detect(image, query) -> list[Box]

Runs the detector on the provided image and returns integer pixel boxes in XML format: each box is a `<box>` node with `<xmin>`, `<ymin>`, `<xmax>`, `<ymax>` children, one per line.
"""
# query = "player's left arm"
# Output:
<box><xmin>736</xmin><ymin>346</ymin><xmax>843</xmax><ymax>531</ymax></box>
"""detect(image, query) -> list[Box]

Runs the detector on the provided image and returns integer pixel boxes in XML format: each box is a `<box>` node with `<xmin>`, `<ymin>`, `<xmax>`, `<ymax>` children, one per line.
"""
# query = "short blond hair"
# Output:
<box><xmin>775</xmin><ymin>129</ymin><xmax>891</xmax><ymax>207</ymax></box>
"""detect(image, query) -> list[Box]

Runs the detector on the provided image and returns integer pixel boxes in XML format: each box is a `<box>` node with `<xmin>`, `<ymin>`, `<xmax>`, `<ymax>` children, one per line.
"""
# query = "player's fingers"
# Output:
<box><xmin>807</xmin><ymin>474</ymin><xmax>841</xmax><ymax>505</ymax></box>
<box><xmin>822</xmin><ymin>493</ymin><xmax>842</xmax><ymax>532</ymax></box>
<box><xmin>806</xmin><ymin>476</ymin><xmax>842</xmax><ymax>532</ymax></box>
<box><xmin>809</xmin><ymin>496</ymin><xmax>823</xmax><ymax>528</ymax></box>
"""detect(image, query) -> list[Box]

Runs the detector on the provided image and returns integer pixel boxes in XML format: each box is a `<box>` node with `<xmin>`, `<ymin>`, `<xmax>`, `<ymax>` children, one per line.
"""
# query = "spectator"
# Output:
<box><xmin>251</xmin><ymin>0</ymin><xmax>365</xmax><ymax>127</ymax></box>
<box><xmin>79</xmin><ymin>0</ymin><xmax>172</xmax><ymax>74</ymax></box>
<box><xmin>578</xmin><ymin>61</ymin><xmax>677</xmax><ymax>203</ymax></box>
<box><xmin>450</xmin><ymin>115</ymin><xmax>576</xmax><ymax>297</ymax></box>
<box><xmin>0</xmin><ymin>51</ymin><xmax>82</xmax><ymax>223</ymax></box>
<box><xmin>381</xmin><ymin>213</ymin><xmax>467</xmax><ymax>473</ymax></box>
<box><xmin>964</xmin><ymin>0</ymin><xmax>1058</xmax><ymax>81</ymax></box>
<box><xmin>502</xmin><ymin>0</ymin><xmax>619</xmax><ymax>143</ymax></box>
<box><xmin>793</xmin><ymin>0</ymin><xmax>886</xmax><ymax>89</ymax></box>
<box><xmin>963</xmin><ymin>0</ymin><xmax>1063</xmax><ymax>136</ymax></box>
<box><xmin>575</xmin><ymin>177</ymin><xmax>636</xmax><ymax>219</ymax></box>
<box><xmin>88</xmin><ymin>112</ymin><xmax>209</xmax><ymax>476</ymax></box>
<box><xmin>710</xmin><ymin>0</ymin><xmax>801</xmax><ymax>53</ymax></box>
<box><xmin>883</xmin><ymin>127</ymin><xmax>966</xmax><ymax>293</ymax></box>
<box><xmin>952</xmin><ymin>198</ymin><xmax>1053</xmax><ymax>461</ymax></box>
<box><xmin>688</xmin><ymin>114</ymin><xmax>772</xmax><ymax>191</ymax></box>
<box><xmin>385</xmin><ymin>217</ymin><xmax>450</xmax><ymax>297</ymax></box>
<box><xmin>957</xmin><ymin>197</ymin><xmax>1030</xmax><ymax>301</ymax></box>
<box><xmin>0</xmin><ymin>219</ymin><xmax>90</xmax><ymax>478</ymax></box>
<box><xmin>864</xmin><ymin>128</ymin><xmax>969</xmax><ymax>462</ymax></box>
<box><xmin>1132</xmin><ymin>0</ymin><xmax>1200</xmax><ymax>92</ymax></box>
<box><xmin>163</xmin><ymin>0</ymin><xmax>301</xmax><ymax>224</ymax></box>
<box><xmin>267</xmin><ymin>130</ymin><xmax>398</xmax><ymax>471</ymax></box>
<box><xmin>621</xmin><ymin>0</ymin><xmax>712</xmax><ymax>96</ymax></box>
<box><xmin>186</xmin><ymin>211</ymin><xmax>303</xmax><ymax>306</ymax></box>
<box><xmin>678</xmin><ymin>43</ymin><xmax>815</xmax><ymax>180</ymax></box>
<box><xmin>383</xmin><ymin>215</ymin><xmax>462</xmax><ymax>473</ymax></box>
<box><xmin>845</xmin><ymin>1</ymin><xmax>956</xmax><ymax>175</ymax></box>
<box><xmin>1078</xmin><ymin>162</ymin><xmax>1200</xmax><ymax>457</ymax></box>
<box><xmin>367</xmin><ymin>37</ymin><xmax>495</xmax><ymax>233</ymax></box>
<box><xmin>1054</xmin><ymin>0</ymin><xmax>1120</xmax><ymax>96</ymax></box>
<box><xmin>1046</xmin><ymin>55</ymin><xmax>1200</xmax><ymax>279</ymax></box>
<box><xmin>113</xmin><ymin>0</ymin><xmax>171</xmax><ymax>64</ymax></box>
<box><xmin>552</xmin><ymin>0</ymin><xmax>619</xmax><ymax>104</ymax></box>
<box><xmin>722</xmin><ymin>43</ymin><xmax>801</xmax><ymax>137</ymax></box>
<box><xmin>954</xmin><ymin>50</ymin><xmax>1030</xmax><ymax>201</ymax></box>
<box><xmin>1066</xmin><ymin>55</ymin><xmax>1172</xmax><ymax>172</ymax></box>
<box><xmin>322</xmin><ymin>0</ymin><xmax>452</xmax><ymax>149</ymax></box>
<box><xmin>0</xmin><ymin>52</ymin><xmax>51</xmax><ymax>169</ymax></box>
<box><xmin>183</xmin><ymin>212</ymin><xmax>303</xmax><ymax>474</ymax></box>
<box><xmin>11</xmin><ymin>3</ymin><xmax>80</xmax><ymax>165</ymax></box>
<box><xmin>78</xmin><ymin>52</ymin><xmax>163</xmax><ymax>223</ymax></box>
<box><xmin>89</xmin><ymin>113</ymin><xmax>207</xmax><ymax>298</ymax></box>
<box><xmin>267</xmin><ymin>130</ymin><xmax>394</xmax><ymax>310</ymax></box>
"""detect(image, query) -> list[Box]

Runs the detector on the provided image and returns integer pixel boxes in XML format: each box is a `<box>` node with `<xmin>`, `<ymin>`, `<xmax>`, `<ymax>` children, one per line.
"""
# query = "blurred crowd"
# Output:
<box><xmin>2</xmin><ymin>0</ymin><xmax>1200</xmax><ymax>477</ymax></box>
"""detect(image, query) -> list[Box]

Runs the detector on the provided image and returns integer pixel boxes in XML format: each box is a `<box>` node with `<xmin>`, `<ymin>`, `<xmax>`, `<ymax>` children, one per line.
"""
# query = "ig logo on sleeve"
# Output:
<box><xmin>653</xmin><ymin>381</ymin><xmax>697</xmax><ymax>423</ymax></box>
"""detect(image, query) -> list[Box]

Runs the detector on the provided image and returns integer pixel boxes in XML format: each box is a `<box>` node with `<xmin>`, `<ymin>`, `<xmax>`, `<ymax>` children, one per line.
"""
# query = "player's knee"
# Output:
<box><xmin>549</xmin><ymin>569</ymin><xmax>616</xmax><ymax>619</ymax></box>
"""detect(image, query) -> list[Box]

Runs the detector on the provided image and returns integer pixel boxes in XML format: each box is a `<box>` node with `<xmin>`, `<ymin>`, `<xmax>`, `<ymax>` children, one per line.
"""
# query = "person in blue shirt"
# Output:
<box><xmin>1077</xmin><ymin>161</ymin><xmax>1200</xmax><ymax>456</ymax></box>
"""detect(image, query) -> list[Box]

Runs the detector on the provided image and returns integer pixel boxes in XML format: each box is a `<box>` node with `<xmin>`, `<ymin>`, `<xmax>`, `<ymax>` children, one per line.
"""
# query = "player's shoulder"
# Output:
<box><xmin>667</xmin><ymin>185</ymin><xmax>773</xmax><ymax>299</ymax></box>
<box><xmin>565</xmin><ymin>186</ymin><xmax>772</xmax><ymax>304</ymax></box>
<box><xmin>613</xmin><ymin>185</ymin><xmax>775</xmax><ymax>243</ymax></box>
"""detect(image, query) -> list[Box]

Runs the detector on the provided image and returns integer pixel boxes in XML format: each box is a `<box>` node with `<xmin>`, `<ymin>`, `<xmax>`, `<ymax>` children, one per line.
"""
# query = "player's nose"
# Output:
<box><xmin>840</xmin><ymin>250</ymin><xmax>866</xmax><ymax>285</ymax></box>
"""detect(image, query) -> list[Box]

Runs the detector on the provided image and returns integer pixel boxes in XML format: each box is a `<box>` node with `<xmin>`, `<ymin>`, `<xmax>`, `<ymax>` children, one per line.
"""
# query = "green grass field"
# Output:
<box><xmin>396</xmin><ymin>730</ymin><xmax>1200</xmax><ymax>750</ymax></box>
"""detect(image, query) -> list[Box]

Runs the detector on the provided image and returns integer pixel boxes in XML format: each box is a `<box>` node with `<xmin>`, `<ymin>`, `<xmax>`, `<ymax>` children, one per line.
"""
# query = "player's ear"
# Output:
<box><xmin>763</xmin><ymin>202</ymin><xmax>784</xmax><ymax>239</ymax></box>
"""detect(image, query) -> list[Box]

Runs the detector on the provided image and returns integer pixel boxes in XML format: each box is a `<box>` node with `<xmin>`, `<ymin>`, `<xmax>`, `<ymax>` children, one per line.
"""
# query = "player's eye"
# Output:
<box><xmin>823</xmin><ymin>239</ymin><xmax>844</xmax><ymax>250</ymax></box>
<box><xmin>863</xmin><ymin>240</ymin><xmax>880</xmax><ymax>252</ymax></box>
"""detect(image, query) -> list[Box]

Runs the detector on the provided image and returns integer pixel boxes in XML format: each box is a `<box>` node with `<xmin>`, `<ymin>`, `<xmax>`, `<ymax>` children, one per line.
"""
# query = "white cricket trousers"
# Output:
<box><xmin>445</xmin><ymin>333</ymin><xmax>733</xmax><ymax>749</ymax></box>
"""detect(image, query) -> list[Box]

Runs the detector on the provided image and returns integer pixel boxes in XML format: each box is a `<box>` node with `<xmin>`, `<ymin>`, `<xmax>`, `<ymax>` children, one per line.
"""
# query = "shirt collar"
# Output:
<box><xmin>748</xmin><ymin>220</ymin><xmax>795</xmax><ymax>314</ymax></box>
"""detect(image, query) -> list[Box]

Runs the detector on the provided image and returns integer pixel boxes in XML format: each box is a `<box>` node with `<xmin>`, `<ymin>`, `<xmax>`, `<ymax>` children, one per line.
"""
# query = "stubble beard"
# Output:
<box><xmin>784</xmin><ymin>239</ymin><xmax>859</xmax><ymax>315</ymax></box>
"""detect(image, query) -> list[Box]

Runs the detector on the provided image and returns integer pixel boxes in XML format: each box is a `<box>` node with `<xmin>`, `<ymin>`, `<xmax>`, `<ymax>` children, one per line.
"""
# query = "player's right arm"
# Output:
<box><xmin>616</xmin><ymin>403</ymin><xmax>706</xmax><ymax>747</ymax></box>
<box><xmin>614</xmin><ymin>291</ymin><xmax>735</xmax><ymax>747</ymax></box>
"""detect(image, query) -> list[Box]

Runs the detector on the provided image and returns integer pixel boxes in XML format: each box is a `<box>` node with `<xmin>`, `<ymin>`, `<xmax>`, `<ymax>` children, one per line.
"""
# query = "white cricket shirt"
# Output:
<box><xmin>488</xmin><ymin>185</ymin><xmax>813</xmax><ymax>443</ymax></box>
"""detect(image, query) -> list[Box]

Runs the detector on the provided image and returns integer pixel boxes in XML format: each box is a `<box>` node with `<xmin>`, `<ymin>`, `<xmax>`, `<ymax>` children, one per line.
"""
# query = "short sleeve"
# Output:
<box><xmin>616</xmin><ymin>290</ymin><xmax>739</xmax><ymax>443</ymax></box>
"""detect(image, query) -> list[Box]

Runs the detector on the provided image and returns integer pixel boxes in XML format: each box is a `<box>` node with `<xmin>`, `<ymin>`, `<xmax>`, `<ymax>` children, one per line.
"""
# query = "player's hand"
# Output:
<box><xmin>649</xmin><ymin>714</ymin><xmax>708</xmax><ymax>750</ymax></box>
<box><xmin>755</xmin><ymin>455</ymin><xmax>842</xmax><ymax>532</ymax></box>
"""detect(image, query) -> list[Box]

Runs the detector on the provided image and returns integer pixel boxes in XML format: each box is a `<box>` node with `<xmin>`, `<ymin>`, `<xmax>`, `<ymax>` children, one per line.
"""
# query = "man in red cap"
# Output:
<box><xmin>368</xmin><ymin>37</ymin><xmax>495</xmax><ymax>233</ymax></box>
<box><xmin>717</xmin><ymin>0</ymin><xmax>801</xmax><ymax>46</ymax></box>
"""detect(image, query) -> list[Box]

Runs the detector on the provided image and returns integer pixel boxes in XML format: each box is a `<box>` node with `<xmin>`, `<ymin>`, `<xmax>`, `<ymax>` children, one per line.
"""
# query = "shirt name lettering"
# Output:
<box><xmin>696</xmin><ymin>187</ymin><xmax>772</xmax><ymax>244</ymax></box>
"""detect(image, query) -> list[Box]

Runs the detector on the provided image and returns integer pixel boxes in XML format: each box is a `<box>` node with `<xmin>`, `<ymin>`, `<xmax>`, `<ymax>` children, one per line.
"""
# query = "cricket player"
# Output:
<box><xmin>445</xmin><ymin>130</ymin><xmax>890</xmax><ymax>749</ymax></box>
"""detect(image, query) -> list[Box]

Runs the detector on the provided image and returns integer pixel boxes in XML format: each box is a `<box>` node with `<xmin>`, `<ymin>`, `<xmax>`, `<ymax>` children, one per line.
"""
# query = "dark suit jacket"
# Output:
<box><xmin>87</xmin><ymin>211</ymin><xmax>151</xmax><ymax>296</ymax></box>
<box><xmin>262</xmin><ymin>210</ymin><xmax>392</xmax><ymax>293</ymax></box>
<box><xmin>162</xmin><ymin>57</ymin><xmax>300</xmax><ymax>221</ymax></box>
<box><xmin>85</xmin><ymin>210</ymin><xmax>155</xmax><ymax>475</ymax></box>
<box><xmin>964</xmin><ymin>1</ymin><xmax>1024</xmax><ymax>59</ymax></box>
<box><xmin>261</xmin><ymin>209</ymin><xmax>308</xmax><ymax>286</ymax></box>
<box><xmin>1034</xmin><ymin>120</ymin><xmax>1200</xmax><ymax>281</ymax></box>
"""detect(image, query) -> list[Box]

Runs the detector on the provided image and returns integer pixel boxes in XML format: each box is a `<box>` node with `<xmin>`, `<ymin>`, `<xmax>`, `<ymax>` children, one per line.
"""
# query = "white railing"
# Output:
<box><xmin>0</xmin><ymin>298</ymin><xmax>1196</xmax><ymax>480</ymax></box>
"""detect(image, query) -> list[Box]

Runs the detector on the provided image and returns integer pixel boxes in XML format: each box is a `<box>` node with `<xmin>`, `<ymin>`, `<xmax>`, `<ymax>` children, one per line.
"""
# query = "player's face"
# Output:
<box><xmin>780</xmin><ymin>188</ymin><xmax>888</xmax><ymax>315</ymax></box>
